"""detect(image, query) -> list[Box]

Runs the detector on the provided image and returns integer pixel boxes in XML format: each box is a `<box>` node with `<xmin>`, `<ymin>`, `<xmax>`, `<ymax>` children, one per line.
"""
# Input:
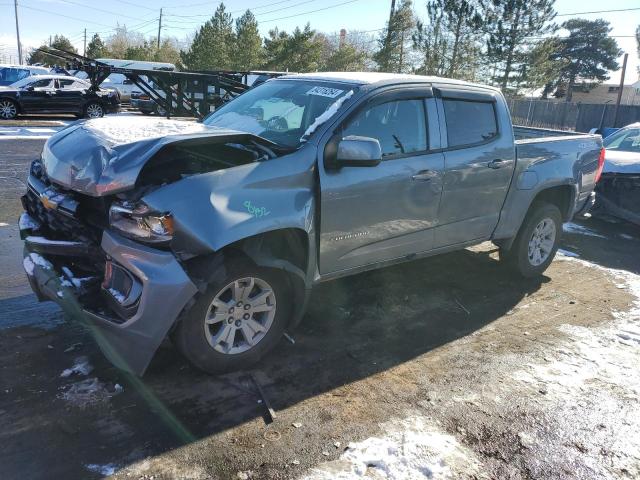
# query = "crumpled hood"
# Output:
<box><xmin>603</xmin><ymin>150</ymin><xmax>640</xmax><ymax>175</ymax></box>
<box><xmin>42</xmin><ymin>116</ymin><xmax>260</xmax><ymax>196</ymax></box>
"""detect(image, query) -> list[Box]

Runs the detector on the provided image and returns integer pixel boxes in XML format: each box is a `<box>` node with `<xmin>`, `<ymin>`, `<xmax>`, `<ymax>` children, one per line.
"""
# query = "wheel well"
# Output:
<box><xmin>232</xmin><ymin>228</ymin><xmax>309</xmax><ymax>277</ymax></box>
<box><xmin>531</xmin><ymin>185</ymin><xmax>574</xmax><ymax>221</ymax></box>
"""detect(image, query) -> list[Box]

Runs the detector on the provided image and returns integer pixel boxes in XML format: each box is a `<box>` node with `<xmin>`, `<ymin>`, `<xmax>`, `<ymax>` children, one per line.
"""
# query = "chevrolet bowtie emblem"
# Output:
<box><xmin>40</xmin><ymin>193</ymin><xmax>58</xmax><ymax>210</ymax></box>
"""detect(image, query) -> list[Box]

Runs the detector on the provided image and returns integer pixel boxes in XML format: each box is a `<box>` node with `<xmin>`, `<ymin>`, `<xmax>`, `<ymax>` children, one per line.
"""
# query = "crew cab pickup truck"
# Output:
<box><xmin>19</xmin><ymin>72</ymin><xmax>604</xmax><ymax>375</ymax></box>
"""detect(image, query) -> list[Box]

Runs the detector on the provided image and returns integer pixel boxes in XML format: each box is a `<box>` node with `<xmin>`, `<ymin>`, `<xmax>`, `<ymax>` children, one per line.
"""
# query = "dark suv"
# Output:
<box><xmin>0</xmin><ymin>75</ymin><xmax>120</xmax><ymax>119</ymax></box>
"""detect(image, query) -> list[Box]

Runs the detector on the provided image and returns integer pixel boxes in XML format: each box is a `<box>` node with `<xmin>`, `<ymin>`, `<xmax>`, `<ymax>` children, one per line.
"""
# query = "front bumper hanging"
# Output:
<box><xmin>21</xmin><ymin>217</ymin><xmax>197</xmax><ymax>376</ymax></box>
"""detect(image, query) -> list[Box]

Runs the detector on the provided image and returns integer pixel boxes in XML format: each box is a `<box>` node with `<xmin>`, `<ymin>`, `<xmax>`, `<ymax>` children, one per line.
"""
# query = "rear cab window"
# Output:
<box><xmin>441</xmin><ymin>97</ymin><xmax>498</xmax><ymax>148</ymax></box>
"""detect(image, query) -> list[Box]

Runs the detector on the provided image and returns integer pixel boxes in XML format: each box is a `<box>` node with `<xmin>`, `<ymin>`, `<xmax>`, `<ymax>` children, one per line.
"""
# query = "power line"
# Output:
<box><xmin>109</xmin><ymin>0</ymin><xmax>156</xmax><ymax>12</ymax></box>
<box><xmin>164</xmin><ymin>0</ymin><xmax>362</xmax><ymax>29</ymax></box>
<box><xmin>163</xmin><ymin>0</ymin><xmax>304</xmax><ymax>10</ymax></box>
<box><xmin>165</xmin><ymin>0</ymin><xmax>317</xmax><ymax>22</ymax></box>
<box><xmin>259</xmin><ymin>0</ymin><xmax>361</xmax><ymax>24</ymax></box>
<box><xmin>556</xmin><ymin>7</ymin><xmax>640</xmax><ymax>17</ymax></box>
<box><xmin>54</xmin><ymin>0</ymin><xmax>143</xmax><ymax>22</ymax></box>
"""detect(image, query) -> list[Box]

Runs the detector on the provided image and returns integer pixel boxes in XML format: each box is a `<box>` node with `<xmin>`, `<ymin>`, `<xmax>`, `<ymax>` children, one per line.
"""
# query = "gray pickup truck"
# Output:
<box><xmin>19</xmin><ymin>72</ymin><xmax>604</xmax><ymax>375</ymax></box>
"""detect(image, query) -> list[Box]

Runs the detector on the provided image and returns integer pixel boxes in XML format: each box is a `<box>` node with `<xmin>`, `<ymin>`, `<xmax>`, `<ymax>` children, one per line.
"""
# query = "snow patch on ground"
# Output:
<box><xmin>300</xmin><ymin>416</ymin><xmax>480</xmax><ymax>479</ymax></box>
<box><xmin>557</xmin><ymin>248</ymin><xmax>579</xmax><ymax>258</ymax></box>
<box><xmin>562</xmin><ymin>222</ymin><xmax>606</xmax><ymax>238</ymax></box>
<box><xmin>515</xmin><ymin>255</ymin><xmax>640</xmax><ymax>405</ymax></box>
<box><xmin>58</xmin><ymin>378</ymin><xmax>123</xmax><ymax>407</ymax></box>
<box><xmin>85</xmin><ymin>463</ymin><xmax>118</xmax><ymax>476</ymax></box>
<box><xmin>60</xmin><ymin>356</ymin><xmax>93</xmax><ymax>377</ymax></box>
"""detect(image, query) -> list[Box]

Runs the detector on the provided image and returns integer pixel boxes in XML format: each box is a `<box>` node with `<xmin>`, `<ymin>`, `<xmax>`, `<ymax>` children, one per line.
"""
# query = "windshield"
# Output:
<box><xmin>203</xmin><ymin>79</ymin><xmax>357</xmax><ymax>148</ymax></box>
<box><xmin>604</xmin><ymin>127</ymin><xmax>640</xmax><ymax>153</ymax></box>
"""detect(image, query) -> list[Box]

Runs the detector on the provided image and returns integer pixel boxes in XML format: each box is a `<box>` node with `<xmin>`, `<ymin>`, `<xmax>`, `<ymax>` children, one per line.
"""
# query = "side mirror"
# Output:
<box><xmin>24</xmin><ymin>86</ymin><xmax>35</xmax><ymax>92</ymax></box>
<box><xmin>336</xmin><ymin>135</ymin><xmax>382</xmax><ymax>167</ymax></box>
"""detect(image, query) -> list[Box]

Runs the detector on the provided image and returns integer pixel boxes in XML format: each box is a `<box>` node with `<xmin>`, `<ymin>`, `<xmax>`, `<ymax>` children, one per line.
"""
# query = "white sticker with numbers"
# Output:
<box><xmin>306</xmin><ymin>86</ymin><xmax>344</xmax><ymax>98</ymax></box>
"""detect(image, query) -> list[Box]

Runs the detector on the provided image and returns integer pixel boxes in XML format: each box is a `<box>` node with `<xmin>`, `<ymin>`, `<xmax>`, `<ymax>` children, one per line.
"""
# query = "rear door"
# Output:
<box><xmin>318</xmin><ymin>87</ymin><xmax>445</xmax><ymax>274</ymax></box>
<box><xmin>55</xmin><ymin>78</ymin><xmax>87</xmax><ymax>114</ymax></box>
<box><xmin>433</xmin><ymin>87</ymin><xmax>516</xmax><ymax>248</ymax></box>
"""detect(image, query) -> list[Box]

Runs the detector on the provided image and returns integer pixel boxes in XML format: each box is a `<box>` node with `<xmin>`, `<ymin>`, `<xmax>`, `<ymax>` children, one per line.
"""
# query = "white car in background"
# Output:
<box><xmin>0</xmin><ymin>65</ymin><xmax>50</xmax><ymax>87</ymax></box>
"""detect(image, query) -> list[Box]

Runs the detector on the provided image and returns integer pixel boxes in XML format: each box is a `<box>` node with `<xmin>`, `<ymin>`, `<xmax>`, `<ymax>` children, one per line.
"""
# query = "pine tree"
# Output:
<box><xmin>325</xmin><ymin>43</ymin><xmax>367</xmax><ymax>71</ymax></box>
<box><xmin>233</xmin><ymin>10</ymin><xmax>263</xmax><ymax>70</ymax></box>
<box><xmin>86</xmin><ymin>34</ymin><xmax>106</xmax><ymax>59</ymax></box>
<box><xmin>374</xmin><ymin>0</ymin><xmax>416</xmax><ymax>73</ymax></box>
<box><xmin>28</xmin><ymin>35</ymin><xmax>77</xmax><ymax>65</ymax></box>
<box><xmin>483</xmin><ymin>0</ymin><xmax>557</xmax><ymax>91</ymax></box>
<box><xmin>413</xmin><ymin>0</ymin><xmax>483</xmax><ymax>79</ymax></box>
<box><xmin>550</xmin><ymin>19</ymin><xmax>622</xmax><ymax>101</ymax></box>
<box><xmin>181</xmin><ymin>3</ymin><xmax>235</xmax><ymax>70</ymax></box>
<box><xmin>263</xmin><ymin>24</ymin><xmax>324</xmax><ymax>72</ymax></box>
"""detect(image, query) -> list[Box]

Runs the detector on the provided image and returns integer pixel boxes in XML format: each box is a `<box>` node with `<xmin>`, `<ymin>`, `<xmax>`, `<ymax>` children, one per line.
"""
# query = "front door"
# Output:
<box><xmin>318</xmin><ymin>88</ymin><xmax>445</xmax><ymax>275</ymax></box>
<box><xmin>433</xmin><ymin>87</ymin><xmax>516</xmax><ymax>248</ymax></box>
<box><xmin>19</xmin><ymin>78</ymin><xmax>60</xmax><ymax>113</ymax></box>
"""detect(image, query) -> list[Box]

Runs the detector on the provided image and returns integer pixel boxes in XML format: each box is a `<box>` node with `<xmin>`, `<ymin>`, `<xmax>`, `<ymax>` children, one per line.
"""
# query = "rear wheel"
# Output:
<box><xmin>501</xmin><ymin>202</ymin><xmax>562</xmax><ymax>277</ymax></box>
<box><xmin>85</xmin><ymin>102</ymin><xmax>104</xmax><ymax>118</ymax></box>
<box><xmin>172</xmin><ymin>260</ymin><xmax>292</xmax><ymax>374</ymax></box>
<box><xmin>0</xmin><ymin>99</ymin><xmax>18</xmax><ymax>120</ymax></box>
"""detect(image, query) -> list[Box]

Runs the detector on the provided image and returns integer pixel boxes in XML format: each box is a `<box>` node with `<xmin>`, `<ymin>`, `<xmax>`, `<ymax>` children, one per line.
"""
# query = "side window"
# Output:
<box><xmin>58</xmin><ymin>78</ymin><xmax>76</xmax><ymax>89</ymax></box>
<box><xmin>443</xmin><ymin>99</ymin><xmax>497</xmax><ymax>147</ymax></box>
<box><xmin>30</xmin><ymin>79</ymin><xmax>53</xmax><ymax>89</ymax></box>
<box><xmin>343</xmin><ymin>99</ymin><xmax>427</xmax><ymax>157</ymax></box>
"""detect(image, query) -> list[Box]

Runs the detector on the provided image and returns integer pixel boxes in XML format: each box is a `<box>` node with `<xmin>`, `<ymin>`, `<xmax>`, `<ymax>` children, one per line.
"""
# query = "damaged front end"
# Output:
<box><xmin>21</xmin><ymin>161</ymin><xmax>198</xmax><ymax>375</ymax></box>
<box><xmin>20</xmin><ymin>115</ymin><xmax>315</xmax><ymax>375</ymax></box>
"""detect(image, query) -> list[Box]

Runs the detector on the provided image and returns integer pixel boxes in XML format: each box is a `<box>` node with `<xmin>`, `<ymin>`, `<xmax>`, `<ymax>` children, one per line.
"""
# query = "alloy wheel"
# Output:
<box><xmin>86</xmin><ymin>103</ymin><xmax>104</xmax><ymax>118</ymax></box>
<box><xmin>0</xmin><ymin>100</ymin><xmax>17</xmax><ymax>119</ymax></box>
<box><xmin>527</xmin><ymin>217</ymin><xmax>556</xmax><ymax>266</ymax></box>
<box><xmin>204</xmin><ymin>276</ymin><xmax>277</xmax><ymax>354</ymax></box>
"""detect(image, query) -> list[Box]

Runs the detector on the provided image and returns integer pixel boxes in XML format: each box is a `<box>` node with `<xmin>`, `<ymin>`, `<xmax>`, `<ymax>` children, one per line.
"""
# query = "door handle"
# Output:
<box><xmin>411</xmin><ymin>170</ymin><xmax>438</xmax><ymax>181</ymax></box>
<box><xmin>488</xmin><ymin>159</ymin><xmax>506</xmax><ymax>169</ymax></box>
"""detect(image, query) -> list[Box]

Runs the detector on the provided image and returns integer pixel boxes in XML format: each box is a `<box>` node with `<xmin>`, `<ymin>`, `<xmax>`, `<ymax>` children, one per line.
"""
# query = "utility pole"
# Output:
<box><xmin>49</xmin><ymin>35</ymin><xmax>52</xmax><ymax>47</ymax></box>
<box><xmin>83</xmin><ymin>28</ymin><xmax>87</xmax><ymax>56</ymax></box>
<box><xmin>14</xmin><ymin>0</ymin><xmax>23</xmax><ymax>64</ymax></box>
<box><xmin>157</xmin><ymin>8</ymin><xmax>163</xmax><ymax>50</ymax></box>
<box><xmin>612</xmin><ymin>53</ymin><xmax>628</xmax><ymax>128</ymax></box>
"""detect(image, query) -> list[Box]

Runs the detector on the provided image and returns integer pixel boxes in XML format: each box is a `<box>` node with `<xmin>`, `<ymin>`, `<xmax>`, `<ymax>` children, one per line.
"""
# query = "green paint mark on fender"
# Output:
<box><xmin>244</xmin><ymin>201</ymin><xmax>270</xmax><ymax>218</ymax></box>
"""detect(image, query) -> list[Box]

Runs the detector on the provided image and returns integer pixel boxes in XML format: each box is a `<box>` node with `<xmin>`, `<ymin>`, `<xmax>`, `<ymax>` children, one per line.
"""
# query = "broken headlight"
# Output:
<box><xmin>109</xmin><ymin>201</ymin><xmax>174</xmax><ymax>244</ymax></box>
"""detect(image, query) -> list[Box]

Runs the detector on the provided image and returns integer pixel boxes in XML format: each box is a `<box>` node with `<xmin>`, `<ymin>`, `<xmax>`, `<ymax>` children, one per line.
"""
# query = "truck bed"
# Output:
<box><xmin>513</xmin><ymin>125</ymin><xmax>584</xmax><ymax>142</ymax></box>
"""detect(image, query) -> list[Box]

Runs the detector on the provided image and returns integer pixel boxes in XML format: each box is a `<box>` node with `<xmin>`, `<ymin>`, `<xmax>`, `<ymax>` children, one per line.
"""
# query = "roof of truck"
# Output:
<box><xmin>280</xmin><ymin>71</ymin><xmax>499</xmax><ymax>91</ymax></box>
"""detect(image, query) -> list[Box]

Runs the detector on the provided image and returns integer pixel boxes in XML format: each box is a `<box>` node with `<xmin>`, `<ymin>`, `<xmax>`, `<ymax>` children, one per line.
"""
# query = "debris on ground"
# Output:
<box><xmin>60</xmin><ymin>356</ymin><xmax>93</xmax><ymax>377</ymax></box>
<box><xmin>58</xmin><ymin>378</ymin><xmax>123</xmax><ymax>407</ymax></box>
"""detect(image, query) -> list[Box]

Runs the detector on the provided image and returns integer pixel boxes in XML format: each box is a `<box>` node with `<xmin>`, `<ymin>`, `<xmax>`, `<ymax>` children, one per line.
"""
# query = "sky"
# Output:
<box><xmin>1</xmin><ymin>0</ymin><xmax>638</xmax><ymax>84</ymax></box>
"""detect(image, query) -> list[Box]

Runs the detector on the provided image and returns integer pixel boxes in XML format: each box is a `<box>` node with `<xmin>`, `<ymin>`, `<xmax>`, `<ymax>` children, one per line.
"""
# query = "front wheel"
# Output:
<box><xmin>172</xmin><ymin>260</ymin><xmax>292</xmax><ymax>374</ymax></box>
<box><xmin>0</xmin><ymin>99</ymin><xmax>18</xmax><ymax>120</ymax></box>
<box><xmin>501</xmin><ymin>202</ymin><xmax>562</xmax><ymax>277</ymax></box>
<box><xmin>85</xmin><ymin>102</ymin><xmax>104</xmax><ymax>118</ymax></box>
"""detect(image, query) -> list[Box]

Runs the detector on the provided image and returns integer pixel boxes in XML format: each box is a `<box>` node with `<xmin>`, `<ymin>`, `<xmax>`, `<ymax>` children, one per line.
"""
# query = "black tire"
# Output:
<box><xmin>172</xmin><ymin>259</ymin><xmax>292</xmax><ymax>374</ymax></box>
<box><xmin>140</xmin><ymin>110</ymin><xmax>153</xmax><ymax>115</ymax></box>
<box><xmin>501</xmin><ymin>202</ymin><xmax>562</xmax><ymax>278</ymax></box>
<box><xmin>0</xmin><ymin>98</ymin><xmax>18</xmax><ymax>120</ymax></box>
<box><xmin>84</xmin><ymin>102</ymin><xmax>104</xmax><ymax>118</ymax></box>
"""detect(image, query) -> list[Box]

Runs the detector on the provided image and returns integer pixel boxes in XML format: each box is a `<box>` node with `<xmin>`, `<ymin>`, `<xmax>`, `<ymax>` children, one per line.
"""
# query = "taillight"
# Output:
<box><xmin>595</xmin><ymin>147</ymin><xmax>605</xmax><ymax>183</ymax></box>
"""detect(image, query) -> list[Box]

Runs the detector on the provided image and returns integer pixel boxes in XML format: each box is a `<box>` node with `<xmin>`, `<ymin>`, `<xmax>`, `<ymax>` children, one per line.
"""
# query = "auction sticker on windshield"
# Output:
<box><xmin>306</xmin><ymin>86</ymin><xmax>344</xmax><ymax>98</ymax></box>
